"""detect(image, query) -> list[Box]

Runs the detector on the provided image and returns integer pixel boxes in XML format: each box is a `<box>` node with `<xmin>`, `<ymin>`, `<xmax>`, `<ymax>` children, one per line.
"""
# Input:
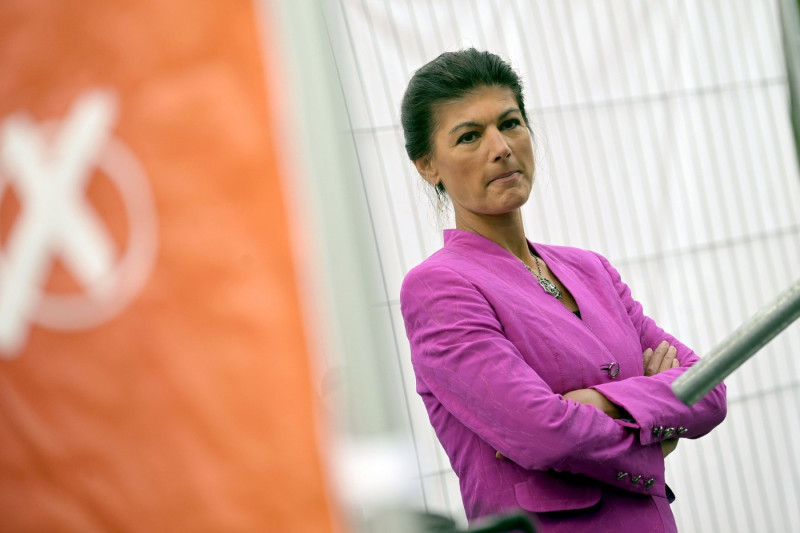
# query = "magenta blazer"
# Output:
<box><xmin>400</xmin><ymin>230</ymin><xmax>727</xmax><ymax>533</ymax></box>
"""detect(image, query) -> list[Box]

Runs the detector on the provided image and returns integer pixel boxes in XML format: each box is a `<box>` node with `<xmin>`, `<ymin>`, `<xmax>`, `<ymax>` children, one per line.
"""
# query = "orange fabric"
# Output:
<box><xmin>0</xmin><ymin>2</ymin><xmax>335</xmax><ymax>532</ymax></box>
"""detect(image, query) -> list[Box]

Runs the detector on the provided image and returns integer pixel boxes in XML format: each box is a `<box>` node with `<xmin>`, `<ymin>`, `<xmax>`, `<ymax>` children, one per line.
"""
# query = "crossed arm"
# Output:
<box><xmin>561</xmin><ymin>341</ymin><xmax>680</xmax><ymax>458</ymax></box>
<box><xmin>496</xmin><ymin>342</ymin><xmax>681</xmax><ymax>461</ymax></box>
<box><xmin>403</xmin><ymin>258</ymin><xmax>726</xmax><ymax>495</ymax></box>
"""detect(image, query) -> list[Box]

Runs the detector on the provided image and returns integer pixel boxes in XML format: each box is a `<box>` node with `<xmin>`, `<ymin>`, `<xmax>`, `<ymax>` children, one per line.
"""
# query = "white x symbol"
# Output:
<box><xmin>0</xmin><ymin>91</ymin><xmax>120</xmax><ymax>354</ymax></box>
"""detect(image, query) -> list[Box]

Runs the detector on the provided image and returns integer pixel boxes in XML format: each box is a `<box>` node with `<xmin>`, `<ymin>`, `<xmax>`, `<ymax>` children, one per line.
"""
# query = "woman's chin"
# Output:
<box><xmin>492</xmin><ymin>191</ymin><xmax>531</xmax><ymax>214</ymax></box>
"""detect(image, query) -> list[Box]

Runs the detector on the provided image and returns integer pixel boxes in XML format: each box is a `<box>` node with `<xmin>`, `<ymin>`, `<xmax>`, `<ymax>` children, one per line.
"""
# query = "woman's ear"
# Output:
<box><xmin>414</xmin><ymin>156</ymin><xmax>440</xmax><ymax>187</ymax></box>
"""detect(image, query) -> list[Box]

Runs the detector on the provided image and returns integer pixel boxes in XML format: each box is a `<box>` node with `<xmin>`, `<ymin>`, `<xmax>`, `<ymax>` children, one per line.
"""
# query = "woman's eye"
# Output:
<box><xmin>457</xmin><ymin>131</ymin><xmax>480</xmax><ymax>144</ymax></box>
<box><xmin>500</xmin><ymin>118</ymin><xmax>521</xmax><ymax>130</ymax></box>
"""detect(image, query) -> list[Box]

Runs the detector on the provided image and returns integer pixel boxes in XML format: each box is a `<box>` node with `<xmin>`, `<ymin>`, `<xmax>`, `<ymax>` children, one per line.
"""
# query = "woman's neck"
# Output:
<box><xmin>455</xmin><ymin>209</ymin><xmax>530</xmax><ymax>261</ymax></box>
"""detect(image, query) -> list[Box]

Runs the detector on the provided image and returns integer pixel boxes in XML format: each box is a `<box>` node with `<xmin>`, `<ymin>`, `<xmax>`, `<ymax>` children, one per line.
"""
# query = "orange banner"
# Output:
<box><xmin>0</xmin><ymin>1</ymin><xmax>334</xmax><ymax>531</ymax></box>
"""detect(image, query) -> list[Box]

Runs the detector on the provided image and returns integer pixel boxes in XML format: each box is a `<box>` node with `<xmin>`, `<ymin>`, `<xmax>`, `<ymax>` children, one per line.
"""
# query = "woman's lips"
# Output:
<box><xmin>489</xmin><ymin>170</ymin><xmax>520</xmax><ymax>184</ymax></box>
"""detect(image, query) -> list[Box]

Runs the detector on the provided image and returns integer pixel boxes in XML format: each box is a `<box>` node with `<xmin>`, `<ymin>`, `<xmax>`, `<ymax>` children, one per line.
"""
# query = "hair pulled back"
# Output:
<box><xmin>400</xmin><ymin>48</ymin><xmax>529</xmax><ymax>163</ymax></box>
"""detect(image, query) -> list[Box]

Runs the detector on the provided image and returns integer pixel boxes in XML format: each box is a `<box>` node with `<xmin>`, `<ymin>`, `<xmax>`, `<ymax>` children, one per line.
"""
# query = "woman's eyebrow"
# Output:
<box><xmin>448</xmin><ymin>108</ymin><xmax>521</xmax><ymax>135</ymax></box>
<box><xmin>449</xmin><ymin>121</ymin><xmax>482</xmax><ymax>134</ymax></box>
<box><xmin>498</xmin><ymin>107</ymin><xmax>521</xmax><ymax>120</ymax></box>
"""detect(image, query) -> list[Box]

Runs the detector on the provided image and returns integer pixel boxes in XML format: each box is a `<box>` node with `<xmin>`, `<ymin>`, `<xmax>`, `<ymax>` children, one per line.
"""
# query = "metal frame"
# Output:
<box><xmin>672</xmin><ymin>278</ymin><xmax>800</xmax><ymax>405</ymax></box>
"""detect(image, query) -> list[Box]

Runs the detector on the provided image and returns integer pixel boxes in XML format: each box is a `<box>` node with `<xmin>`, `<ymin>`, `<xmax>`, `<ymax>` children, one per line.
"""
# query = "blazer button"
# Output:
<box><xmin>631</xmin><ymin>474</ymin><xmax>642</xmax><ymax>485</ymax></box>
<box><xmin>645</xmin><ymin>477</ymin><xmax>655</xmax><ymax>490</ymax></box>
<box><xmin>652</xmin><ymin>426</ymin><xmax>663</xmax><ymax>438</ymax></box>
<box><xmin>663</xmin><ymin>427</ymin><xmax>675</xmax><ymax>439</ymax></box>
<box><xmin>616</xmin><ymin>472</ymin><xmax>629</xmax><ymax>481</ymax></box>
<box><xmin>677</xmin><ymin>426</ymin><xmax>689</xmax><ymax>435</ymax></box>
<box><xmin>600</xmin><ymin>362</ymin><xmax>620</xmax><ymax>378</ymax></box>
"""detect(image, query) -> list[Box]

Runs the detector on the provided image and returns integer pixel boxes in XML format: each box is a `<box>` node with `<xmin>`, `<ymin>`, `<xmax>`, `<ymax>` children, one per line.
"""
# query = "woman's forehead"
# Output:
<box><xmin>433</xmin><ymin>86</ymin><xmax>519</xmax><ymax>129</ymax></box>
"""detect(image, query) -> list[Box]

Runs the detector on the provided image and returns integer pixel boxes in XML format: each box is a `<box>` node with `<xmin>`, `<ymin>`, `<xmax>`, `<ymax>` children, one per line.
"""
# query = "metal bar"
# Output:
<box><xmin>673</xmin><ymin>277</ymin><xmax>800</xmax><ymax>405</ymax></box>
<box><xmin>779</xmin><ymin>0</ymin><xmax>800</xmax><ymax>159</ymax></box>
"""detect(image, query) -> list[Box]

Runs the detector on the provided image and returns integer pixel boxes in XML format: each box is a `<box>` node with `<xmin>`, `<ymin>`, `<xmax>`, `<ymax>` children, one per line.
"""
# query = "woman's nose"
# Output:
<box><xmin>487</xmin><ymin>128</ymin><xmax>512</xmax><ymax>162</ymax></box>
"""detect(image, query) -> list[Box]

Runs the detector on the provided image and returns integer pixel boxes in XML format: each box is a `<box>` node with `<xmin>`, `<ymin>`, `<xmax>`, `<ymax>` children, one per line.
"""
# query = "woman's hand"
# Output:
<box><xmin>644</xmin><ymin>342</ymin><xmax>681</xmax><ymax>458</ymax></box>
<box><xmin>661</xmin><ymin>438</ymin><xmax>679</xmax><ymax>458</ymax></box>
<box><xmin>643</xmin><ymin>340</ymin><xmax>679</xmax><ymax>376</ymax></box>
<box><xmin>562</xmin><ymin>389</ymin><xmax>624</xmax><ymax>419</ymax></box>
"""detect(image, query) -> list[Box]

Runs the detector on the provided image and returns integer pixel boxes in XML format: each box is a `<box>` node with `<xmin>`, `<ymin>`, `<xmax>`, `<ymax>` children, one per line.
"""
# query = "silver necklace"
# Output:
<box><xmin>523</xmin><ymin>252</ymin><xmax>564</xmax><ymax>300</ymax></box>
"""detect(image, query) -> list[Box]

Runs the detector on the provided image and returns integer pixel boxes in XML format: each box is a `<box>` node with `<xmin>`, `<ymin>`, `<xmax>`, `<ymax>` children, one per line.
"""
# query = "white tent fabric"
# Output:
<box><xmin>321</xmin><ymin>1</ymin><xmax>800</xmax><ymax>530</ymax></box>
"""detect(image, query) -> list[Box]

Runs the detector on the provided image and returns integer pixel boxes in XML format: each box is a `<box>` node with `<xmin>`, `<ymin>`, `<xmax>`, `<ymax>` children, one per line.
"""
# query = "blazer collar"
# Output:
<box><xmin>443</xmin><ymin>228</ymin><xmax>591</xmax><ymax>323</ymax></box>
<box><xmin>443</xmin><ymin>229</ymin><xmax>620</xmax><ymax>362</ymax></box>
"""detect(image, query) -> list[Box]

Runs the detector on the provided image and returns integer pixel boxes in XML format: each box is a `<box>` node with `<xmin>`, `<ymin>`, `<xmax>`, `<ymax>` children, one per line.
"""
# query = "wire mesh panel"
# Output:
<box><xmin>322</xmin><ymin>1</ymin><xmax>800</xmax><ymax>530</ymax></box>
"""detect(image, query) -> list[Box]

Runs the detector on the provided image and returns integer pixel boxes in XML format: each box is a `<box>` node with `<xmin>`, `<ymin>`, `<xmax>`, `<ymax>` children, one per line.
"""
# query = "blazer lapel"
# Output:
<box><xmin>533</xmin><ymin>243</ymin><xmax>619</xmax><ymax>362</ymax></box>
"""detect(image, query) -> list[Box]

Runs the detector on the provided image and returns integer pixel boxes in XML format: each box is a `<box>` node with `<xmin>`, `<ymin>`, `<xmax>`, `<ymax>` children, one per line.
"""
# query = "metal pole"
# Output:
<box><xmin>262</xmin><ymin>1</ymin><xmax>422</xmax><ymax>531</ymax></box>
<box><xmin>779</xmin><ymin>0</ymin><xmax>800</xmax><ymax>159</ymax></box>
<box><xmin>672</xmin><ymin>278</ymin><xmax>800</xmax><ymax>406</ymax></box>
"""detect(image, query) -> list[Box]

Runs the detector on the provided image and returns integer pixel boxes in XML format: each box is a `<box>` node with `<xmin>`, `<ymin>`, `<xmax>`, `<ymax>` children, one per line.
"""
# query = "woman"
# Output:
<box><xmin>399</xmin><ymin>49</ymin><xmax>727</xmax><ymax>532</ymax></box>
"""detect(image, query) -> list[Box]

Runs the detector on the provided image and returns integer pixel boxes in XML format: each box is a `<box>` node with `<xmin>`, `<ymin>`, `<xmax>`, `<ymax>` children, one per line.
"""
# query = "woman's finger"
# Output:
<box><xmin>645</xmin><ymin>341</ymin><xmax>669</xmax><ymax>376</ymax></box>
<box><xmin>659</xmin><ymin>345</ymin><xmax>677</xmax><ymax>373</ymax></box>
<box><xmin>642</xmin><ymin>348</ymin><xmax>653</xmax><ymax>365</ymax></box>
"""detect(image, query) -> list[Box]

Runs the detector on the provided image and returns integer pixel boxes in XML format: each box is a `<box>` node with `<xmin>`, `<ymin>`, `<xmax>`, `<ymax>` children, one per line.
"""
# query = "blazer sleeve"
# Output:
<box><xmin>401</xmin><ymin>263</ymin><xmax>667</xmax><ymax>497</ymax></box>
<box><xmin>589</xmin><ymin>253</ymin><xmax>728</xmax><ymax>446</ymax></box>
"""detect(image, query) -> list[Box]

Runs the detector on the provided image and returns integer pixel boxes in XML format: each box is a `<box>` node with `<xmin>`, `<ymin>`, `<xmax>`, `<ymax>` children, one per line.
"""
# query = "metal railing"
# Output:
<box><xmin>674</xmin><ymin>0</ymin><xmax>800</xmax><ymax>407</ymax></box>
<box><xmin>672</xmin><ymin>277</ymin><xmax>800</xmax><ymax>405</ymax></box>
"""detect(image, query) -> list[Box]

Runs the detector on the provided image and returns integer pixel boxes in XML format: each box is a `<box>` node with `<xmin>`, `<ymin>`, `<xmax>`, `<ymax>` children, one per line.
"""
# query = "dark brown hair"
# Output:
<box><xmin>400</xmin><ymin>48</ymin><xmax>529</xmax><ymax>163</ymax></box>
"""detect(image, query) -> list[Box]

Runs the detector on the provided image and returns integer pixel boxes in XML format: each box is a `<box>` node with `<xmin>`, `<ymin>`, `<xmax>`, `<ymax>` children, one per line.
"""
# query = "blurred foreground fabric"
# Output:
<box><xmin>0</xmin><ymin>1</ymin><xmax>335</xmax><ymax>531</ymax></box>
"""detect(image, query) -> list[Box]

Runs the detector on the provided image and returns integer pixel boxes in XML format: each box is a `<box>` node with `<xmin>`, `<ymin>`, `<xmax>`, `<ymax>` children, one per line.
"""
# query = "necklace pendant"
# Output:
<box><xmin>522</xmin><ymin>254</ymin><xmax>564</xmax><ymax>300</ymax></box>
<box><xmin>537</xmin><ymin>276</ymin><xmax>564</xmax><ymax>300</ymax></box>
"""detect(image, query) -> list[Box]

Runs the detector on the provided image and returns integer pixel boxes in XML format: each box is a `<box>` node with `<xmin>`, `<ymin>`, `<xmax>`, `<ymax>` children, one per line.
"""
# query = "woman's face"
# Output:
<box><xmin>415</xmin><ymin>85</ymin><xmax>534</xmax><ymax>222</ymax></box>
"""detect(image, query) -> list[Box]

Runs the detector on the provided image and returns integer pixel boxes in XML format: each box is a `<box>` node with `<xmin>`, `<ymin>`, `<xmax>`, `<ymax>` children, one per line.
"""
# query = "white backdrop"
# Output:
<box><xmin>319</xmin><ymin>1</ymin><xmax>800</xmax><ymax>530</ymax></box>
